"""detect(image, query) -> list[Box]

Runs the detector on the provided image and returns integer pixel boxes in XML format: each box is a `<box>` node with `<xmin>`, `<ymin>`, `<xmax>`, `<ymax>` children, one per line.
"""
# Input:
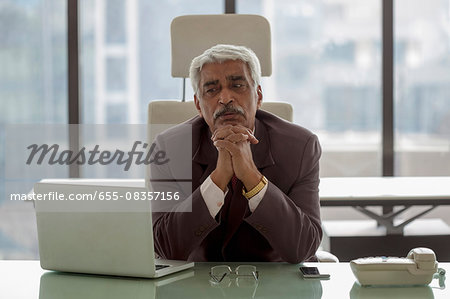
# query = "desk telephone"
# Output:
<box><xmin>350</xmin><ymin>247</ymin><xmax>442</xmax><ymax>286</ymax></box>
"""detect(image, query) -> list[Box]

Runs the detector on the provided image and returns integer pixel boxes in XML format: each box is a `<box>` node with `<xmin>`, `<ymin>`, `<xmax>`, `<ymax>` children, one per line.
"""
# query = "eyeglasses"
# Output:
<box><xmin>209</xmin><ymin>265</ymin><xmax>259</xmax><ymax>284</ymax></box>
<box><xmin>209</xmin><ymin>265</ymin><xmax>259</xmax><ymax>298</ymax></box>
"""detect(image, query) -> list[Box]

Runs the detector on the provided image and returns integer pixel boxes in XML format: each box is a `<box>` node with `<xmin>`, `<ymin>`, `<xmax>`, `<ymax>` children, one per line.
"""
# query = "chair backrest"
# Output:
<box><xmin>171</xmin><ymin>14</ymin><xmax>272</xmax><ymax>78</ymax></box>
<box><xmin>148</xmin><ymin>14</ymin><xmax>289</xmax><ymax>139</ymax></box>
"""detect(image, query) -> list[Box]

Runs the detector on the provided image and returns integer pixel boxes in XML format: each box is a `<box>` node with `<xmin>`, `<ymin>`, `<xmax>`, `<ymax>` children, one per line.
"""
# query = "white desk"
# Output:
<box><xmin>1</xmin><ymin>261</ymin><xmax>448</xmax><ymax>299</ymax></box>
<box><xmin>320</xmin><ymin>177</ymin><xmax>450</xmax><ymax>234</ymax></box>
<box><xmin>319</xmin><ymin>177</ymin><xmax>450</xmax><ymax>261</ymax></box>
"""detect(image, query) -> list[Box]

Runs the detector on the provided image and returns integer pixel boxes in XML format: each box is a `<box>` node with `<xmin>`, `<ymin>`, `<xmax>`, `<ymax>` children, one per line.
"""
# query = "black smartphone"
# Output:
<box><xmin>299</xmin><ymin>266</ymin><xmax>330</xmax><ymax>279</ymax></box>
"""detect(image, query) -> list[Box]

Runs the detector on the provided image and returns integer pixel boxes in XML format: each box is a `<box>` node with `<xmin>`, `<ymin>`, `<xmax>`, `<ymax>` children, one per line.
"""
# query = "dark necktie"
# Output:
<box><xmin>231</xmin><ymin>175</ymin><xmax>238</xmax><ymax>191</ymax></box>
<box><xmin>220</xmin><ymin>175</ymin><xmax>248</xmax><ymax>258</ymax></box>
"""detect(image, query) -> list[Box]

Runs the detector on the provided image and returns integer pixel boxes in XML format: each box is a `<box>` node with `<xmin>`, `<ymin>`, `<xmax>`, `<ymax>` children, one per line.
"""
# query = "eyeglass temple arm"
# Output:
<box><xmin>211</xmin><ymin>272</ymin><xmax>228</xmax><ymax>283</ymax></box>
<box><xmin>252</xmin><ymin>271</ymin><xmax>259</xmax><ymax>280</ymax></box>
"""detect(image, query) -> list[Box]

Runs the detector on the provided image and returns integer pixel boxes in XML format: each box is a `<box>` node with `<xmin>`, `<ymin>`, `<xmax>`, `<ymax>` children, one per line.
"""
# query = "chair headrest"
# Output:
<box><xmin>171</xmin><ymin>14</ymin><xmax>272</xmax><ymax>78</ymax></box>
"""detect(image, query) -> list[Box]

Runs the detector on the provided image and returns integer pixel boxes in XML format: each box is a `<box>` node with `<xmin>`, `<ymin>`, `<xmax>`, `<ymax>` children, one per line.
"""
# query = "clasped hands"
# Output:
<box><xmin>210</xmin><ymin>125</ymin><xmax>263</xmax><ymax>193</ymax></box>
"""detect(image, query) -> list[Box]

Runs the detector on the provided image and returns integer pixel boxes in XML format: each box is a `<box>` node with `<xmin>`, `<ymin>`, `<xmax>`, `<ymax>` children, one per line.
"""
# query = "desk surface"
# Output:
<box><xmin>1</xmin><ymin>261</ymin><xmax>448</xmax><ymax>299</ymax></box>
<box><xmin>319</xmin><ymin>176</ymin><xmax>450</xmax><ymax>206</ymax></box>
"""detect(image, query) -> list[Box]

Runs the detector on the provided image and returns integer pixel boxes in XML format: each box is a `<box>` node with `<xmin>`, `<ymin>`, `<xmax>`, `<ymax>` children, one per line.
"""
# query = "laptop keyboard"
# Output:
<box><xmin>156</xmin><ymin>264</ymin><xmax>170</xmax><ymax>270</ymax></box>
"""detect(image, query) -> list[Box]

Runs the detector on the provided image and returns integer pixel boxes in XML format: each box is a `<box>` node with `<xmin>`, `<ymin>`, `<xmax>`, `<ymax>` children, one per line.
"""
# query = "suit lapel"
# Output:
<box><xmin>192</xmin><ymin>121</ymin><xmax>217</xmax><ymax>184</ymax></box>
<box><xmin>252</xmin><ymin>116</ymin><xmax>275</xmax><ymax>169</ymax></box>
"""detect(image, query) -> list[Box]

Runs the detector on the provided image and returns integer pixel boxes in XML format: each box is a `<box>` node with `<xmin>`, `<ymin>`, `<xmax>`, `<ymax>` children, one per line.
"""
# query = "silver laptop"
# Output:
<box><xmin>34</xmin><ymin>179</ymin><xmax>194</xmax><ymax>278</ymax></box>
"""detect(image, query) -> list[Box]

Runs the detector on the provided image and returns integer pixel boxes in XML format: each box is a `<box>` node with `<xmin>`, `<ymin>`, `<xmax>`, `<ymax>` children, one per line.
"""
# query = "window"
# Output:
<box><xmin>238</xmin><ymin>0</ymin><xmax>382</xmax><ymax>177</ymax></box>
<box><xmin>395</xmin><ymin>0</ymin><xmax>450</xmax><ymax>175</ymax></box>
<box><xmin>0</xmin><ymin>0</ymin><xmax>67</xmax><ymax>259</ymax></box>
<box><xmin>80</xmin><ymin>0</ymin><xmax>222</xmax><ymax>124</ymax></box>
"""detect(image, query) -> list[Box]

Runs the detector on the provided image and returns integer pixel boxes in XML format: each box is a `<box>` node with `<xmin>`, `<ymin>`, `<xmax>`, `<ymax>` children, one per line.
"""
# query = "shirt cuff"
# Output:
<box><xmin>247</xmin><ymin>181</ymin><xmax>268</xmax><ymax>212</ymax></box>
<box><xmin>200</xmin><ymin>175</ymin><xmax>228</xmax><ymax>218</ymax></box>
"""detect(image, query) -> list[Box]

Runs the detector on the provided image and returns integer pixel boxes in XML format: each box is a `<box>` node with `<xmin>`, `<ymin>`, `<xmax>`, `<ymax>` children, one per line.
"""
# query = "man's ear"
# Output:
<box><xmin>256</xmin><ymin>85</ymin><xmax>263</xmax><ymax>109</ymax></box>
<box><xmin>194</xmin><ymin>94</ymin><xmax>203</xmax><ymax>118</ymax></box>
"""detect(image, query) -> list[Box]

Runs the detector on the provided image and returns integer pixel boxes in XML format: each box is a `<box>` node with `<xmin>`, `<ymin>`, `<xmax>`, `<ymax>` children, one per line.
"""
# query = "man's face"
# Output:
<box><xmin>194</xmin><ymin>60</ymin><xmax>262</xmax><ymax>132</ymax></box>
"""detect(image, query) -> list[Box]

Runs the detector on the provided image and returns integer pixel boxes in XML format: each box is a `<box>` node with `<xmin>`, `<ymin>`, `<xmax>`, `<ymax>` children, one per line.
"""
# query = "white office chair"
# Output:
<box><xmin>148</xmin><ymin>14</ymin><xmax>338</xmax><ymax>263</ymax></box>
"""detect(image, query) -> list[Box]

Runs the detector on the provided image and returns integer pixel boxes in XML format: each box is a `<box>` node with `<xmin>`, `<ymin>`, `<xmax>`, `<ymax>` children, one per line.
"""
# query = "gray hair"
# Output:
<box><xmin>189</xmin><ymin>44</ymin><xmax>261</xmax><ymax>96</ymax></box>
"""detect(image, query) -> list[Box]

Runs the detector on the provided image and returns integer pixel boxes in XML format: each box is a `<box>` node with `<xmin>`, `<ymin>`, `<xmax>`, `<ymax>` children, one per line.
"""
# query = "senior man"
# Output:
<box><xmin>151</xmin><ymin>44</ymin><xmax>322</xmax><ymax>263</ymax></box>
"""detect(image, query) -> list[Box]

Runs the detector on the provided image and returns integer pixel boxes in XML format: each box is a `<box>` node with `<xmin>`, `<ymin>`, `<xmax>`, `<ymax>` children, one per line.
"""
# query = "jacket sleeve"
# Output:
<box><xmin>244</xmin><ymin>134</ymin><xmax>323</xmax><ymax>263</ymax></box>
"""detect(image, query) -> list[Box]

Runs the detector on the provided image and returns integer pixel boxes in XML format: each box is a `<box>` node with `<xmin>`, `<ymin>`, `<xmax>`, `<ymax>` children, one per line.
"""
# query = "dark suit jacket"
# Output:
<box><xmin>150</xmin><ymin>109</ymin><xmax>322</xmax><ymax>263</ymax></box>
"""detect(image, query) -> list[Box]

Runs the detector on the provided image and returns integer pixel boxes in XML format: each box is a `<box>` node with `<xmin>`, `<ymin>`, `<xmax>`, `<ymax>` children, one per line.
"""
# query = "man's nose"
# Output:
<box><xmin>218</xmin><ymin>88</ymin><xmax>234</xmax><ymax>105</ymax></box>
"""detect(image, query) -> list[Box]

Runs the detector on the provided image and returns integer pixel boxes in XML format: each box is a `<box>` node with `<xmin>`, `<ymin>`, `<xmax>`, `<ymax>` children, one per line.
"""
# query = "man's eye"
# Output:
<box><xmin>233</xmin><ymin>84</ymin><xmax>244</xmax><ymax>88</ymax></box>
<box><xmin>206</xmin><ymin>88</ymin><xmax>217</xmax><ymax>93</ymax></box>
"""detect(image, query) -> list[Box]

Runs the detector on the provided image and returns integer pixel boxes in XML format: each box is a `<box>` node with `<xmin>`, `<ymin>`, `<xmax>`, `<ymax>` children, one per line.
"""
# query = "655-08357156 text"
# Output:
<box><xmin>10</xmin><ymin>191</ymin><xmax>180</xmax><ymax>201</ymax></box>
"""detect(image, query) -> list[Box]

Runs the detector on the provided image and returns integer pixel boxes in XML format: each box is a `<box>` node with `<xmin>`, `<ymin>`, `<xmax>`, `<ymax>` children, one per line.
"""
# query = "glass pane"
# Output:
<box><xmin>0</xmin><ymin>0</ymin><xmax>67</xmax><ymax>258</ymax></box>
<box><xmin>395</xmin><ymin>0</ymin><xmax>450</xmax><ymax>176</ymax></box>
<box><xmin>238</xmin><ymin>0</ymin><xmax>382</xmax><ymax>177</ymax></box>
<box><xmin>80</xmin><ymin>0</ymin><xmax>222</xmax><ymax>125</ymax></box>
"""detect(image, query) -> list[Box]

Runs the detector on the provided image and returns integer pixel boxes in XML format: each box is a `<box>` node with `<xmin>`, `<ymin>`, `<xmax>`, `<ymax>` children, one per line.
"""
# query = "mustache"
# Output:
<box><xmin>213</xmin><ymin>105</ymin><xmax>245</xmax><ymax>120</ymax></box>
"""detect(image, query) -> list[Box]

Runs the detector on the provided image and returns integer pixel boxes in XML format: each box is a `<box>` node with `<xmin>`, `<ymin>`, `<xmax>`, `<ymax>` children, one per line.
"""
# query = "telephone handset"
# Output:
<box><xmin>350</xmin><ymin>247</ymin><xmax>439</xmax><ymax>286</ymax></box>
